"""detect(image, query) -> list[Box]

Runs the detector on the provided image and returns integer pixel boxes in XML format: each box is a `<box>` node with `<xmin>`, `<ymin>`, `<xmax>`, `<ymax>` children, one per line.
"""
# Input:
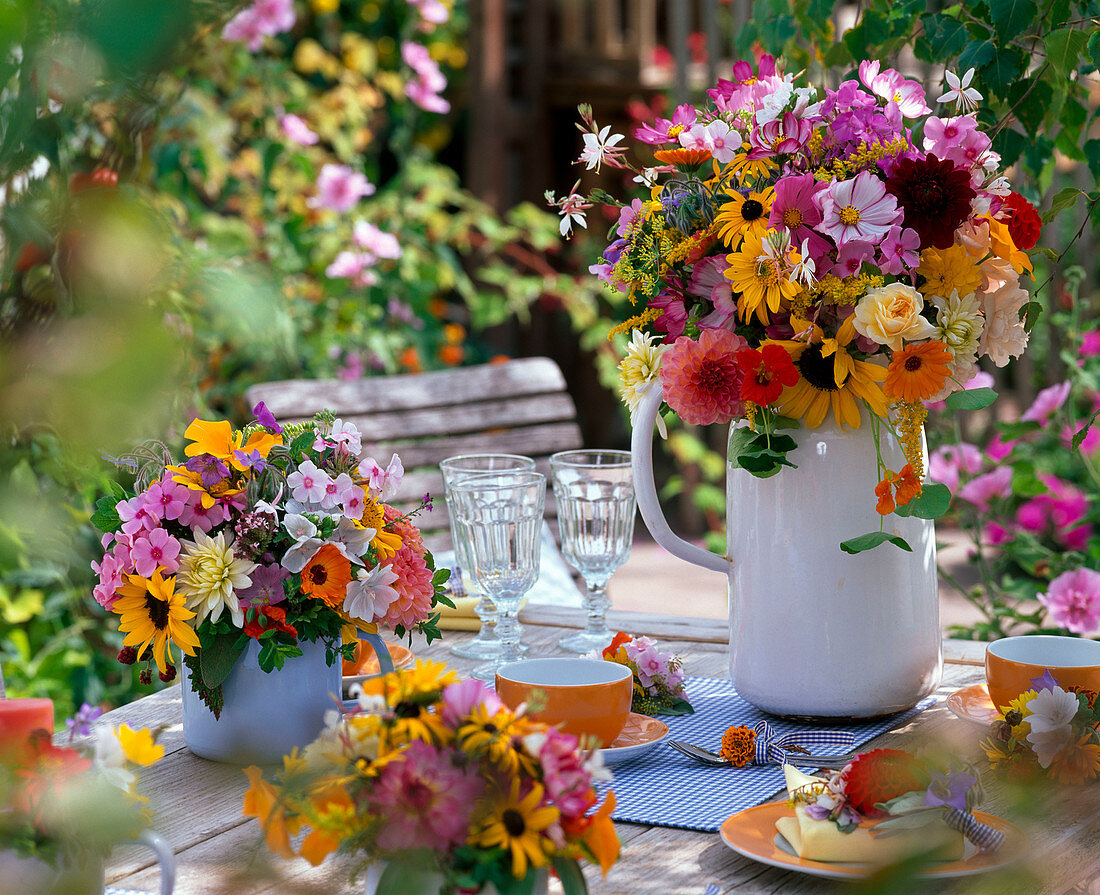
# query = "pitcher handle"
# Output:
<box><xmin>630</xmin><ymin>386</ymin><xmax>730</xmax><ymax>574</ymax></box>
<box><xmin>358</xmin><ymin>629</ymin><xmax>394</xmax><ymax>675</ymax></box>
<box><xmin>133</xmin><ymin>830</ymin><xmax>176</xmax><ymax>895</ymax></box>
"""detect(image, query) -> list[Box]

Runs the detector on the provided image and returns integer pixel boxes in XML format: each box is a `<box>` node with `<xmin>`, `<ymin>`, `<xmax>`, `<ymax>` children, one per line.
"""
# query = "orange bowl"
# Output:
<box><xmin>496</xmin><ymin>658</ymin><xmax>633</xmax><ymax>748</ymax></box>
<box><xmin>985</xmin><ymin>635</ymin><xmax>1100</xmax><ymax>711</ymax></box>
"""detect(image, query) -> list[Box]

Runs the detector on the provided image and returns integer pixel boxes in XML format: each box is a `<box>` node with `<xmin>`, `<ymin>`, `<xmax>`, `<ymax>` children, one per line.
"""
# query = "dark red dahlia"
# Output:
<box><xmin>1001</xmin><ymin>191</ymin><xmax>1042</xmax><ymax>251</ymax></box>
<box><xmin>884</xmin><ymin>153</ymin><xmax>976</xmax><ymax>251</ymax></box>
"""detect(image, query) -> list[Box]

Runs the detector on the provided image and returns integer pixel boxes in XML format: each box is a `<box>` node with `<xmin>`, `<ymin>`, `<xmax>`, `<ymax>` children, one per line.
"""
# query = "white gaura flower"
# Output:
<box><xmin>342</xmin><ymin>564</ymin><xmax>400</xmax><ymax>623</ymax></box>
<box><xmin>618</xmin><ymin>330</ymin><xmax>668</xmax><ymax>439</ymax></box>
<box><xmin>177</xmin><ymin>529</ymin><xmax>256</xmax><ymax>627</ymax></box>
<box><xmin>579</xmin><ymin>125</ymin><xmax>625</xmax><ymax>173</ymax></box>
<box><xmin>937</xmin><ymin>68</ymin><xmax>982</xmax><ymax>112</ymax></box>
<box><xmin>1026</xmin><ymin>686</ymin><xmax>1081</xmax><ymax>768</ymax></box>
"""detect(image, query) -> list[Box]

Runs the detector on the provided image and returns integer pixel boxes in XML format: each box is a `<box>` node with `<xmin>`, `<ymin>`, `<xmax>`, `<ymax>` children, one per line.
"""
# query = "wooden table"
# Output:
<box><xmin>97</xmin><ymin>607</ymin><xmax>1100</xmax><ymax>895</ymax></box>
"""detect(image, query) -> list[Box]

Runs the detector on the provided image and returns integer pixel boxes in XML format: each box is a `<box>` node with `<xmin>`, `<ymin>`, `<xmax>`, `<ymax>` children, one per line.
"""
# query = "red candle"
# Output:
<box><xmin>0</xmin><ymin>698</ymin><xmax>54</xmax><ymax>750</ymax></box>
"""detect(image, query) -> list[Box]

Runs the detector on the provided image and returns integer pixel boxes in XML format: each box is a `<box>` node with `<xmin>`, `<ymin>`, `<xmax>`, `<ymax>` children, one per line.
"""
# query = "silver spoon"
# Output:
<box><xmin>667</xmin><ymin>739</ymin><xmax>854</xmax><ymax>770</ymax></box>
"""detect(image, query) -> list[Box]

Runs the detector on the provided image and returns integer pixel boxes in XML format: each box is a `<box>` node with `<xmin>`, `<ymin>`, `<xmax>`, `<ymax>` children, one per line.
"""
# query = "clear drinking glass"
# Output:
<box><xmin>550</xmin><ymin>449</ymin><xmax>636</xmax><ymax>653</ymax></box>
<box><xmin>440</xmin><ymin>453</ymin><xmax>536</xmax><ymax>660</ymax></box>
<box><xmin>448</xmin><ymin>471</ymin><xmax>545</xmax><ymax>680</ymax></box>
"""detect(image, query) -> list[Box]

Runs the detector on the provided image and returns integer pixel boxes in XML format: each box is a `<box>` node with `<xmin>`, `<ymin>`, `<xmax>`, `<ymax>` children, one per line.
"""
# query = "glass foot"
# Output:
<box><xmin>451</xmin><ymin>637</ymin><xmax>527</xmax><ymax>660</ymax></box>
<box><xmin>558</xmin><ymin>629</ymin><xmax>614</xmax><ymax>654</ymax></box>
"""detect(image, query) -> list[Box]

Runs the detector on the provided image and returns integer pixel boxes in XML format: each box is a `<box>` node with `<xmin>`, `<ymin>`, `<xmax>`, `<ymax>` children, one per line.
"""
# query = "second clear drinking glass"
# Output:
<box><xmin>448</xmin><ymin>470</ymin><xmax>545</xmax><ymax>680</ymax></box>
<box><xmin>550</xmin><ymin>449</ymin><xmax>636</xmax><ymax>653</ymax></box>
<box><xmin>440</xmin><ymin>454</ymin><xmax>536</xmax><ymax>660</ymax></box>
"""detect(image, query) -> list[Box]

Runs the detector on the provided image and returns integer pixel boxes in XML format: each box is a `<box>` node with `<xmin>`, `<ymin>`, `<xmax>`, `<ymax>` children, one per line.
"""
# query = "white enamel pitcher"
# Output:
<box><xmin>631</xmin><ymin>386</ymin><xmax>942</xmax><ymax>719</ymax></box>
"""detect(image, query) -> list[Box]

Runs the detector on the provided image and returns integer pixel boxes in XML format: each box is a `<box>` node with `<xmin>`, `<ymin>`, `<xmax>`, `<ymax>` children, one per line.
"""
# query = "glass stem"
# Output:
<box><xmin>470</xmin><ymin>594</ymin><xmax>499</xmax><ymax>643</ymax></box>
<box><xmin>581</xmin><ymin>580</ymin><xmax>613</xmax><ymax>641</ymax></box>
<box><xmin>496</xmin><ymin>608</ymin><xmax>523</xmax><ymax>664</ymax></box>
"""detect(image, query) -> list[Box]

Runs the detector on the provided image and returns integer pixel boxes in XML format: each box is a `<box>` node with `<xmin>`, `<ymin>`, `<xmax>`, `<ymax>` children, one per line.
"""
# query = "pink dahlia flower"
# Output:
<box><xmin>659</xmin><ymin>329</ymin><xmax>748</xmax><ymax>426</ymax></box>
<box><xmin>371</xmin><ymin>740</ymin><xmax>482</xmax><ymax>852</ymax></box>
<box><xmin>1038</xmin><ymin>568</ymin><xmax>1100</xmax><ymax>635</ymax></box>
<box><xmin>378</xmin><ymin>510</ymin><xmax>432</xmax><ymax>630</ymax></box>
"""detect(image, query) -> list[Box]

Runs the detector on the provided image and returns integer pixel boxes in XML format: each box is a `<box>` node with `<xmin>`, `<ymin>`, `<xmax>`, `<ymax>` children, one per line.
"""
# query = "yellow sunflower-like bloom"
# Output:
<box><xmin>724</xmin><ymin>229</ymin><xmax>801</xmax><ymax>326</ymax></box>
<box><xmin>457</xmin><ymin>705</ymin><xmax>538</xmax><ymax>777</ymax></box>
<box><xmin>472</xmin><ymin>780</ymin><xmax>559</xmax><ymax>880</ymax></box>
<box><xmin>715</xmin><ymin>186</ymin><xmax>774</xmax><ymax>248</ymax></box>
<box><xmin>116</xmin><ymin>724</ymin><xmax>165</xmax><ymax>766</ymax></box>
<box><xmin>112</xmin><ymin>571</ymin><xmax>200</xmax><ymax>674</ymax></box>
<box><xmin>770</xmin><ymin>316</ymin><xmax>888</xmax><ymax>429</ymax></box>
<box><xmin>916</xmin><ymin>244</ymin><xmax>983</xmax><ymax>299</ymax></box>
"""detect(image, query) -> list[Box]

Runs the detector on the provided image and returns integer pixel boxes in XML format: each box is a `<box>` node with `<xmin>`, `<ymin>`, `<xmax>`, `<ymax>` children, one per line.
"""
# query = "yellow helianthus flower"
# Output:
<box><xmin>456</xmin><ymin>705</ymin><xmax>538</xmax><ymax>777</ymax></box>
<box><xmin>726</xmin><ymin>144</ymin><xmax>778</xmax><ymax>186</ymax></box>
<box><xmin>472</xmin><ymin>780</ymin><xmax>559</xmax><ymax>880</ymax></box>
<box><xmin>724</xmin><ymin>229</ymin><xmax>801</xmax><ymax>325</ymax></box>
<box><xmin>116</xmin><ymin>724</ymin><xmax>165</xmax><ymax>766</ymax></box>
<box><xmin>916</xmin><ymin>244</ymin><xmax>983</xmax><ymax>299</ymax></box>
<box><xmin>715</xmin><ymin>186</ymin><xmax>774</xmax><ymax>248</ymax></box>
<box><xmin>112</xmin><ymin>571</ymin><xmax>200</xmax><ymax>674</ymax></box>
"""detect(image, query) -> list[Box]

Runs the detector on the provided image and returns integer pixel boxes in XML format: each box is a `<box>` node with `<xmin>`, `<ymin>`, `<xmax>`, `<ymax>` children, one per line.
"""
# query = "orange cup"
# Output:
<box><xmin>495</xmin><ymin>658</ymin><xmax>633</xmax><ymax>748</ymax></box>
<box><xmin>985</xmin><ymin>635</ymin><xmax>1100</xmax><ymax>711</ymax></box>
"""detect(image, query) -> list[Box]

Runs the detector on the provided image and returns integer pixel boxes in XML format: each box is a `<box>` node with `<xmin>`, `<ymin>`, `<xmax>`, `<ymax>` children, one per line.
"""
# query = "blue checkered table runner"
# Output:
<box><xmin>595</xmin><ymin>676</ymin><xmax>936</xmax><ymax>832</ymax></box>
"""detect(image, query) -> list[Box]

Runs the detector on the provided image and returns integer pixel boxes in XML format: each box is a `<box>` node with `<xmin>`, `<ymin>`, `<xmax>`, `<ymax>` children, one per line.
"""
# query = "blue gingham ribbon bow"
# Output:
<box><xmin>942</xmin><ymin>807</ymin><xmax>1007</xmax><ymax>852</ymax></box>
<box><xmin>751</xmin><ymin>720</ymin><xmax>857</xmax><ymax>765</ymax></box>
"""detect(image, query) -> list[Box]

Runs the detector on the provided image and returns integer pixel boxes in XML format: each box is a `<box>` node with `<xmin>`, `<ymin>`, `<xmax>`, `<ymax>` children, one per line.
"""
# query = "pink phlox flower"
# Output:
<box><xmin>817</xmin><ymin>170</ymin><xmax>901</xmax><ymax>246</ymax></box>
<box><xmin>359</xmin><ymin>453</ymin><xmax>404</xmax><ymax>501</ymax></box>
<box><xmin>287</xmin><ymin>458</ymin><xmax>332</xmax><ymax>506</ymax></box>
<box><xmin>408</xmin><ymin>0</ymin><xmax>449</xmax><ymax>25</ymax></box>
<box><xmin>237</xmin><ymin>563</ymin><xmax>289</xmax><ymax>609</ymax></box>
<box><xmin>877</xmin><ymin>225</ymin><xmax>920</xmax><ymax>275</ymax></box>
<box><xmin>320</xmin><ymin>472</ymin><xmax>357</xmax><ymax>511</ymax></box>
<box><xmin>129</xmin><ymin>528</ymin><xmax>182</xmax><ymax>578</ymax></box>
<box><xmin>117</xmin><ymin>496</ymin><xmax>157</xmax><ymax>537</ymax></box>
<box><xmin>1021</xmin><ymin>381</ymin><xmax>1072</xmax><ymax>423</ymax></box>
<box><xmin>831</xmin><ymin>239</ymin><xmax>874</xmax><ymax>278</ymax></box>
<box><xmin>371</xmin><ymin>740</ymin><xmax>482</xmax><ymax>852</ymax></box>
<box><xmin>441</xmin><ymin>679</ymin><xmax>503</xmax><ymax>727</ymax></box>
<box><xmin>928</xmin><ymin>442</ymin><xmax>983</xmax><ymax>494</ymax></box>
<box><xmin>342</xmin><ymin>563</ymin><xmax>400</xmax><ymax>622</ymax></box>
<box><xmin>858</xmin><ymin>61</ymin><xmax>931</xmax><ymax>118</ymax></box>
<box><xmin>142</xmin><ymin>479</ymin><xmax>189</xmax><ymax>523</ymax></box>
<box><xmin>1038</xmin><ymin>568</ymin><xmax>1100</xmax><ymax>636</ymax></box>
<box><xmin>957</xmin><ymin>465</ymin><xmax>1013</xmax><ymax>512</ymax></box>
<box><xmin>352</xmin><ymin>221</ymin><xmax>401</xmax><ymax>259</ymax></box>
<box><xmin>634</xmin><ymin>103</ymin><xmax>696</xmax><ymax>145</ymax></box>
<box><xmin>701</xmin><ymin>119</ymin><xmax>741</xmax><ymax>163</ymax></box>
<box><xmin>222</xmin><ymin>0</ymin><xmax>295</xmax><ymax>51</ymax></box>
<box><xmin>309</xmin><ymin>164</ymin><xmax>375</xmax><ymax>213</ymax></box>
<box><xmin>177</xmin><ymin>496</ymin><xmax>227</xmax><ymax>532</ymax></box>
<box><xmin>677</xmin><ymin>122</ymin><xmax>711</xmax><ymax>152</ymax></box>
<box><xmin>314</xmin><ymin>418</ymin><xmax>363</xmax><ymax>455</ymax></box>
<box><xmin>91</xmin><ymin>552</ymin><xmax>127</xmax><ymax>609</ymax></box>
<box><xmin>342</xmin><ymin>484</ymin><xmax>366</xmax><ymax>520</ymax></box>
<box><xmin>279</xmin><ymin>113</ymin><xmax>318</xmax><ymax>146</ymax></box>
<box><xmin>922</xmin><ymin>116</ymin><xmax>978</xmax><ymax>157</ymax></box>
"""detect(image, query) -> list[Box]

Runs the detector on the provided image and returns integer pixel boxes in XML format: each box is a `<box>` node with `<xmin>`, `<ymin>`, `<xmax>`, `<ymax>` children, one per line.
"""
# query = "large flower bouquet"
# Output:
<box><xmin>552</xmin><ymin>57</ymin><xmax>1042</xmax><ymax>538</ymax></box>
<box><xmin>242</xmin><ymin>662</ymin><xmax>619</xmax><ymax>894</ymax></box>
<box><xmin>90</xmin><ymin>404</ymin><xmax>449</xmax><ymax>716</ymax></box>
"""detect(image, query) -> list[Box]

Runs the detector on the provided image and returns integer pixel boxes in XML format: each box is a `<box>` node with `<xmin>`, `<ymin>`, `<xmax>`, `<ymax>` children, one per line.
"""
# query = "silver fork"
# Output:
<box><xmin>667</xmin><ymin>739</ymin><xmax>854</xmax><ymax>770</ymax></box>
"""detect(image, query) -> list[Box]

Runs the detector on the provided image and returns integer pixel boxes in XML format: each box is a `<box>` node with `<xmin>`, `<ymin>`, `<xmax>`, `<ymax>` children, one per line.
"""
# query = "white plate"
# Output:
<box><xmin>597</xmin><ymin>712</ymin><xmax>669</xmax><ymax>765</ymax></box>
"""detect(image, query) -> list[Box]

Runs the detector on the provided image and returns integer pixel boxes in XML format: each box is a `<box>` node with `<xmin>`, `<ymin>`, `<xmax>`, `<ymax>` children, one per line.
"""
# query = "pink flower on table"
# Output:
<box><xmin>315</xmin><ymin>418</ymin><xmax>363</xmax><ymax>455</ymax></box>
<box><xmin>957</xmin><ymin>465</ymin><xmax>1013</xmax><ymax>512</ymax></box>
<box><xmin>634</xmin><ymin>103</ymin><xmax>696</xmax><ymax>145</ymax></box>
<box><xmin>319</xmin><ymin>472</ymin><xmax>357</xmax><ymax>511</ymax></box>
<box><xmin>222</xmin><ymin>0</ymin><xmax>295</xmax><ymax>51</ymax></box>
<box><xmin>1038</xmin><ymin>568</ymin><xmax>1100</xmax><ymax>635</ymax></box>
<box><xmin>532</xmin><ymin>727</ymin><xmax>591</xmax><ymax>821</ymax></box>
<box><xmin>142</xmin><ymin>479</ymin><xmax>189</xmax><ymax>523</ymax></box>
<box><xmin>1021</xmin><ymin>381</ymin><xmax>1071</xmax><ymax>423</ymax></box>
<box><xmin>858</xmin><ymin>61</ymin><xmax>931</xmax><ymax>118</ymax></box>
<box><xmin>441</xmin><ymin>679</ymin><xmax>503</xmax><ymax>727</ymax></box>
<box><xmin>979</xmin><ymin>280</ymin><xmax>1029</xmax><ymax>367</ymax></box>
<box><xmin>279</xmin><ymin>113</ymin><xmax>318</xmax><ymax>146</ymax></box>
<box><xmin>287</xmin><ymin>459</ymin><xmax>332</xmax><ymax>506</ymax></box>
<box><xmin>928</xmin><ymin>442</ymin><xmax>983</xmax><ymax>494</ymax></box>
<box><xmin>877</xmin><ymin>225</ymin><xmax>920</xmax><ymax>275</ymax></box>
<box><xmin>817</xmin><ymin>171</ymin><xmax>900</xmax><ymax>246</ymax></box>
<box><xmin>130</xmin><ymin>529</ymin><xmax>182</xmax><ymax>578</ymax></box>
<box><xmin>659</xmin><ymin>329</ymin><xmax>748</xmax><ymax>426</ymax></box>
<box><xmin>342</xmin><ymin>564</ymin><xmax>399</xmax><ymax>623</ymax></box>
<box><xmin>370</xmin><ymin>740</ymin><xmax>481</xmax><ymax>852</ymax></box>
<box><xmin>308</xmin><ymin>164</ymin><xmax>375</xmax><ymax>213</ymax></box>
<box><xmin>769</xmin><ymin>173</ymin><xmax>824</xmax><ymax>242</ymax></box>
<box><xmin>352</xmin><ymin>221</ymin><xmax>401</xmax><ymax>259</ymax></box>
<box><xmin>178</xmin><ymin>496</ymin><xmax>227</xmax><ymax>533</ymax></box>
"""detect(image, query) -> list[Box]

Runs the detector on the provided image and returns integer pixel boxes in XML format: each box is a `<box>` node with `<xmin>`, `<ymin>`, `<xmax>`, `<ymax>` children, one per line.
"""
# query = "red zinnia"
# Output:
<box><xmin>841</xmin><ymin>748</ymin><xmax>926</xmax><ymax>815</ymax></box>
<box><xmin>1000</xmin><ymin>191</ymin><xmax>1042</xmax><ymax>250</ymax></box>
<box><xmin>658</xmin><ymin>329</ymin><xmax>747</xmax><ymax>426</ymax></box>
<box><xmin>884</xmin><ymin>153</ymin><xmax>975</xmax><ymax>250</ymax></box>
<box><xmin>736</xmin><ymin>344</ymin><xmax>800</xmax><ymax>405</ymax></box>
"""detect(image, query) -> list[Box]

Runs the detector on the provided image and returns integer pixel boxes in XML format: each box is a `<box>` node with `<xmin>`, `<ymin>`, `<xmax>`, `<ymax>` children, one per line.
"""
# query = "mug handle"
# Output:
<box><xmin>132</xmin><ymin>830</ymin><xmax>176</xmax><ymax>895</ymax></box>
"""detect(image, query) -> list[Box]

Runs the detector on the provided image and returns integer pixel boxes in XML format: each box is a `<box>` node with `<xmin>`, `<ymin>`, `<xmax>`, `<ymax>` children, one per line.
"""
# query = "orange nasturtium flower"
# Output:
<box><xmin>581</xmin><ymin>792</ymin><xmax>620</xmax><ymax>875</ymax></box>
<box><xmin>874</xmin><ymin>464</ymin><xmax>922</xmax><ymax>516</ymax></box>
<box><xmin>242</xmin><ymin>766</ymin><xmax>302</xmax><ymax>860</ymax></box>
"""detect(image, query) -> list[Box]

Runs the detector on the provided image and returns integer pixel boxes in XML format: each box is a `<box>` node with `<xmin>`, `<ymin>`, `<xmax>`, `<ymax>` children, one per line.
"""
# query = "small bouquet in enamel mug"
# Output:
<box><xmin>241</xmin><ymin>662</ymin><xmax>620</xmax><ymax>894</ymax></box>
<box><xmin>591</xmin><ymin>632</ymin><xmax>693</xmax><ymax>715</ymax></box>
<box><xmin>90</xmin><ymin>404</ymin><xmax>449</xmax><ymax>715</ymax></box>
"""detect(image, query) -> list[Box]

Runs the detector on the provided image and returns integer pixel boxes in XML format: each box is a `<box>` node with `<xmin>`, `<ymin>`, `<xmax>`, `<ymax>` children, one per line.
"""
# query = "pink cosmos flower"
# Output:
<box><xmin>1021</xmin><ymin>381</ymin><xmax>1071</xmax><ymax>423</ymax></box>
<box><xmin>222</xmin><ymin>0</ymin><xmax>295</xmax><ymax>52</ymax></box>
<box><xmin>877</xmin><ymin>225</ymin><xmax>920</xmax><ymax>275</ymax></box>
<box><xmin>370</xmin><ymin>740</ymin><xmax>482</xmax><ymax>852</ymax></box>
<box><xmin>858</xmin><ymin>61</ymin><xmax>931</xmax><ymax>118</ymax></box>
<box><xmin>324</xmin><ymin>251</ymin><xmax>378</xmax><ymax>288</ymax></box>
<box><xmin>441</xmin><ymin>679</ymin><xmax>503</xmax><ymax>727</ymax></box>
<box><xmin>957</xmin><ymin>465</ymin><xmax>1013</xmax><ymax>512</ymax></box>
<box><xmin>130</xmin><ymin>529</ymin><xmax>182</xmax><ymax>578</ymax></box>
<box><xmin>279</xmin><ymin>114</ymin><xmax>319</xmax><ymax>146</ymax></box>
<box><xmin>649</xmin><ymin>289</ymin><xmax>689</xmax><ymax>339</ymax></box>
<box><xmin>749</xmin><ymin>112</ymin><xmax>813</xmax><ymax>157</ymax></box>
<box><xmin>687</xmin><ymin>256</ymin><xmax>737</xmax><ymax>329</ymax></box>
<box><xmin>817</xmin><ymin>171</ymin><xmax>901</xmax><ymax>246</ymax></box>
<box><xmin>928</xmin><ymin>442</ymin><xmax>983</xmax><ymax>494</ymax></box>
<box><xmin>659</xmin><ymin>329</ymin><xmax>748</xmax><ymax>426</ymax></box>
<box><xmin>309</xmin><ymin>164</ymin><xmax>375</xmax><ymax>213</ymax></box>
<box><xmin>634</xmin><ymin>103</ymin><xmax>696</xmax><ymax>145</ymax></box>
<box><xmin>352</xmin><ymin>221</ymin><xmax>401</xmax><ymax>259</ymax></box>
<box><xmin>1038</xmin><ymin>568</ymin><xmax>1100</xmax><ymax>635</ymax></box>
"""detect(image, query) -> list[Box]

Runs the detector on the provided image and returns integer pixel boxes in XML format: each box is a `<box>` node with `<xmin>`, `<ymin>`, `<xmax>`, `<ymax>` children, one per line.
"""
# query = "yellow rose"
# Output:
<box><xmin>852</xmin><ymin>283</ymin><xmax>937</xmax><ymax>351</ymax></box>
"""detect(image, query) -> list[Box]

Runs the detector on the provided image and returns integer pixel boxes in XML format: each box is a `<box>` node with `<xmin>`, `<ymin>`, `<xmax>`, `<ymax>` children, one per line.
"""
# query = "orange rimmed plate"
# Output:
<box><xmin>947</xmin><ymin>683</ymin><xmax>1001</xmax><ymax>726</ymax></box>
<box><xmin>720</xmin><ymin>801</ymin><xmax>1022</xmax><ymax>880</ymax></box>
<box><xmin>597</xmin><ymin>712</ymin><xmax>668</xmax><ymax>765</ymax></box>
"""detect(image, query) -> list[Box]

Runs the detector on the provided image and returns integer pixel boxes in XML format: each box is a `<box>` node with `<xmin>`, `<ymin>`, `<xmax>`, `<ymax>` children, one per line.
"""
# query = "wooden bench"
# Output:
<box><xmin>245</xmin><ymin>357</ymin><xmax>584</xmax><ymax>553</ymax></box>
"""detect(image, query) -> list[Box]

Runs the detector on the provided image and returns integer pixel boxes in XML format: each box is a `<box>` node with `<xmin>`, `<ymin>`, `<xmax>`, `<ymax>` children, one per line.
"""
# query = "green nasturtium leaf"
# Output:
<box><xmin>840</xmin><ymin>532</ymin><xmax>913</xmax><ymax>555</ymax></box>
<box><xmin>945</xmin><ymin>387</ymin><xmax>997</xmax><ymax>411</ymax></box>
<box><xmin>893</xmin><ymin>483</ymin><xmax>951</xmax><ymax>519</ymax></box>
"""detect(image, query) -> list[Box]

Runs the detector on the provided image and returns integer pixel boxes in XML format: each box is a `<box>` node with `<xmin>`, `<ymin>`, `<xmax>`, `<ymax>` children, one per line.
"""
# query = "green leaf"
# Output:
<box><xmin>1046</xmin><ymin>27</ymin><xmax>1089</xmax><ymax>78</ymax></box>
<box><xmin>923</xmin><ymin>13</ymin><xmax>968</xmax><ymax>58</ymax></box>
<box><xmin>958</xmin><ymin>39</ymin><xmax>996</xmax><ymax>74</ymax></box>
<box><xmin>893</xmin><ymin>483</ymin><xmax>951</xmax><ymax>519</ymax></box>
<box><xmin>1089</xmin><ymin>29</ymin><xmax>1100</xmax><ymax>73</ymax></box>
<box><xmin>727</xmin><ymin>428</ymin><xmax>759</xmax><ymax>467</ymax></box>
<box><xmin>1071</xmin><ymin>410</ymin><xmax>1099</xmax><ymax>449</ymax></box>
<box><xmin>769</xmin><ymin>415</ymin><xmax>802</xmax><ymax>430</ymax></box>
<box><xmin>1008</xmin><ymin>78</ymin><xmax>1053</xmax><ymax>137</ymax></box>
<box><xmin>288</xmin><ymin>431</ymin><xmax>313</xmax><ymax>459</ymax></box>
<box><xmin>945</xmin><ymin>387</ymin><xmax>997</xmax><ymax>410</ymax></box>
<box><xmin>840</xmin><ymin>532</ymin><xmax>913</xmax><ymax>554</ymax></box>
<box><xmin>988</xmin><ymin>0</ymin><xmax>1036</xmax><ymax>43</ymax></box>
<box><xmin>978</xmin><ymin>47</ymin><xmax>1026</xmax><ymax>97</ymax></box>
<box><xmin>996</xmin><ymin>419</ymin><xmax>1041</xmax><ymax>439</ymax></box>
<box><xmin>551</xmin><ymin>857</ymin><xmax>588</xmax><ymax>895</ymax></box>
<box><xmin>90</xmin><ymin>495</ymin><xmax>122</xmax><ymax>533</ymax></box>
<box><xmin>1085</xmin><ymin>140</ymin><xmax>1100</xmax><ymax>182</ymax></box>
<box><xmin>1044</xmin><ymin>186</ymin><xmax>1085</xmax><ymax>223</ymax></box>
<box><xmin>199</xmin><ymin>630</ymin><xmax>247</xmax><ymax>690</ymax></box>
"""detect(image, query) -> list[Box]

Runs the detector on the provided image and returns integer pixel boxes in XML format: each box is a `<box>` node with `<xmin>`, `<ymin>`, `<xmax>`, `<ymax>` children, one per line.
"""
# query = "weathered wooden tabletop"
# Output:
<box><xmin>97</xmin><ymin>606</ymin><xmax>1100</xmax><ymax>895</ymax></box>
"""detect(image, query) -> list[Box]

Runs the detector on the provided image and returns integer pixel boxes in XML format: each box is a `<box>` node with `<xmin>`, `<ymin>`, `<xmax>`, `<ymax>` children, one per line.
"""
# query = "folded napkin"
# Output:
<box><xmin>776</xmin><ymin>766</ymin><xmax>964</xmax><ymax>864</ymax></box>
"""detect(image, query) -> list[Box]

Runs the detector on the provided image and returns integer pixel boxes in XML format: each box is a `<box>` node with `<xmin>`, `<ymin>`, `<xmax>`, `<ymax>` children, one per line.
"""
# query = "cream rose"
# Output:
<box><xmin>980</xmin><ymin>280</ymin><xmax>1029</xmax><ymax>367</ymax></box>
<box><xmin>852</xmin><ymin>283</ymin><xmax>937</xmax><ymax>351</ymax></box>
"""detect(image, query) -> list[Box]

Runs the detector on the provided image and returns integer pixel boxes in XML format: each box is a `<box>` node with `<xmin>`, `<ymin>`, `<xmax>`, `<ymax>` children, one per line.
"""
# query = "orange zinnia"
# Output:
<box><xmin>884</xmin><ymin>340</ymin><xmax>953</xmax><ymax>403</ymax></box>
<box><xmin>299</xmin><ymin>544</ymin><xmax>353</xmax><ymax>607</ymax></box>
